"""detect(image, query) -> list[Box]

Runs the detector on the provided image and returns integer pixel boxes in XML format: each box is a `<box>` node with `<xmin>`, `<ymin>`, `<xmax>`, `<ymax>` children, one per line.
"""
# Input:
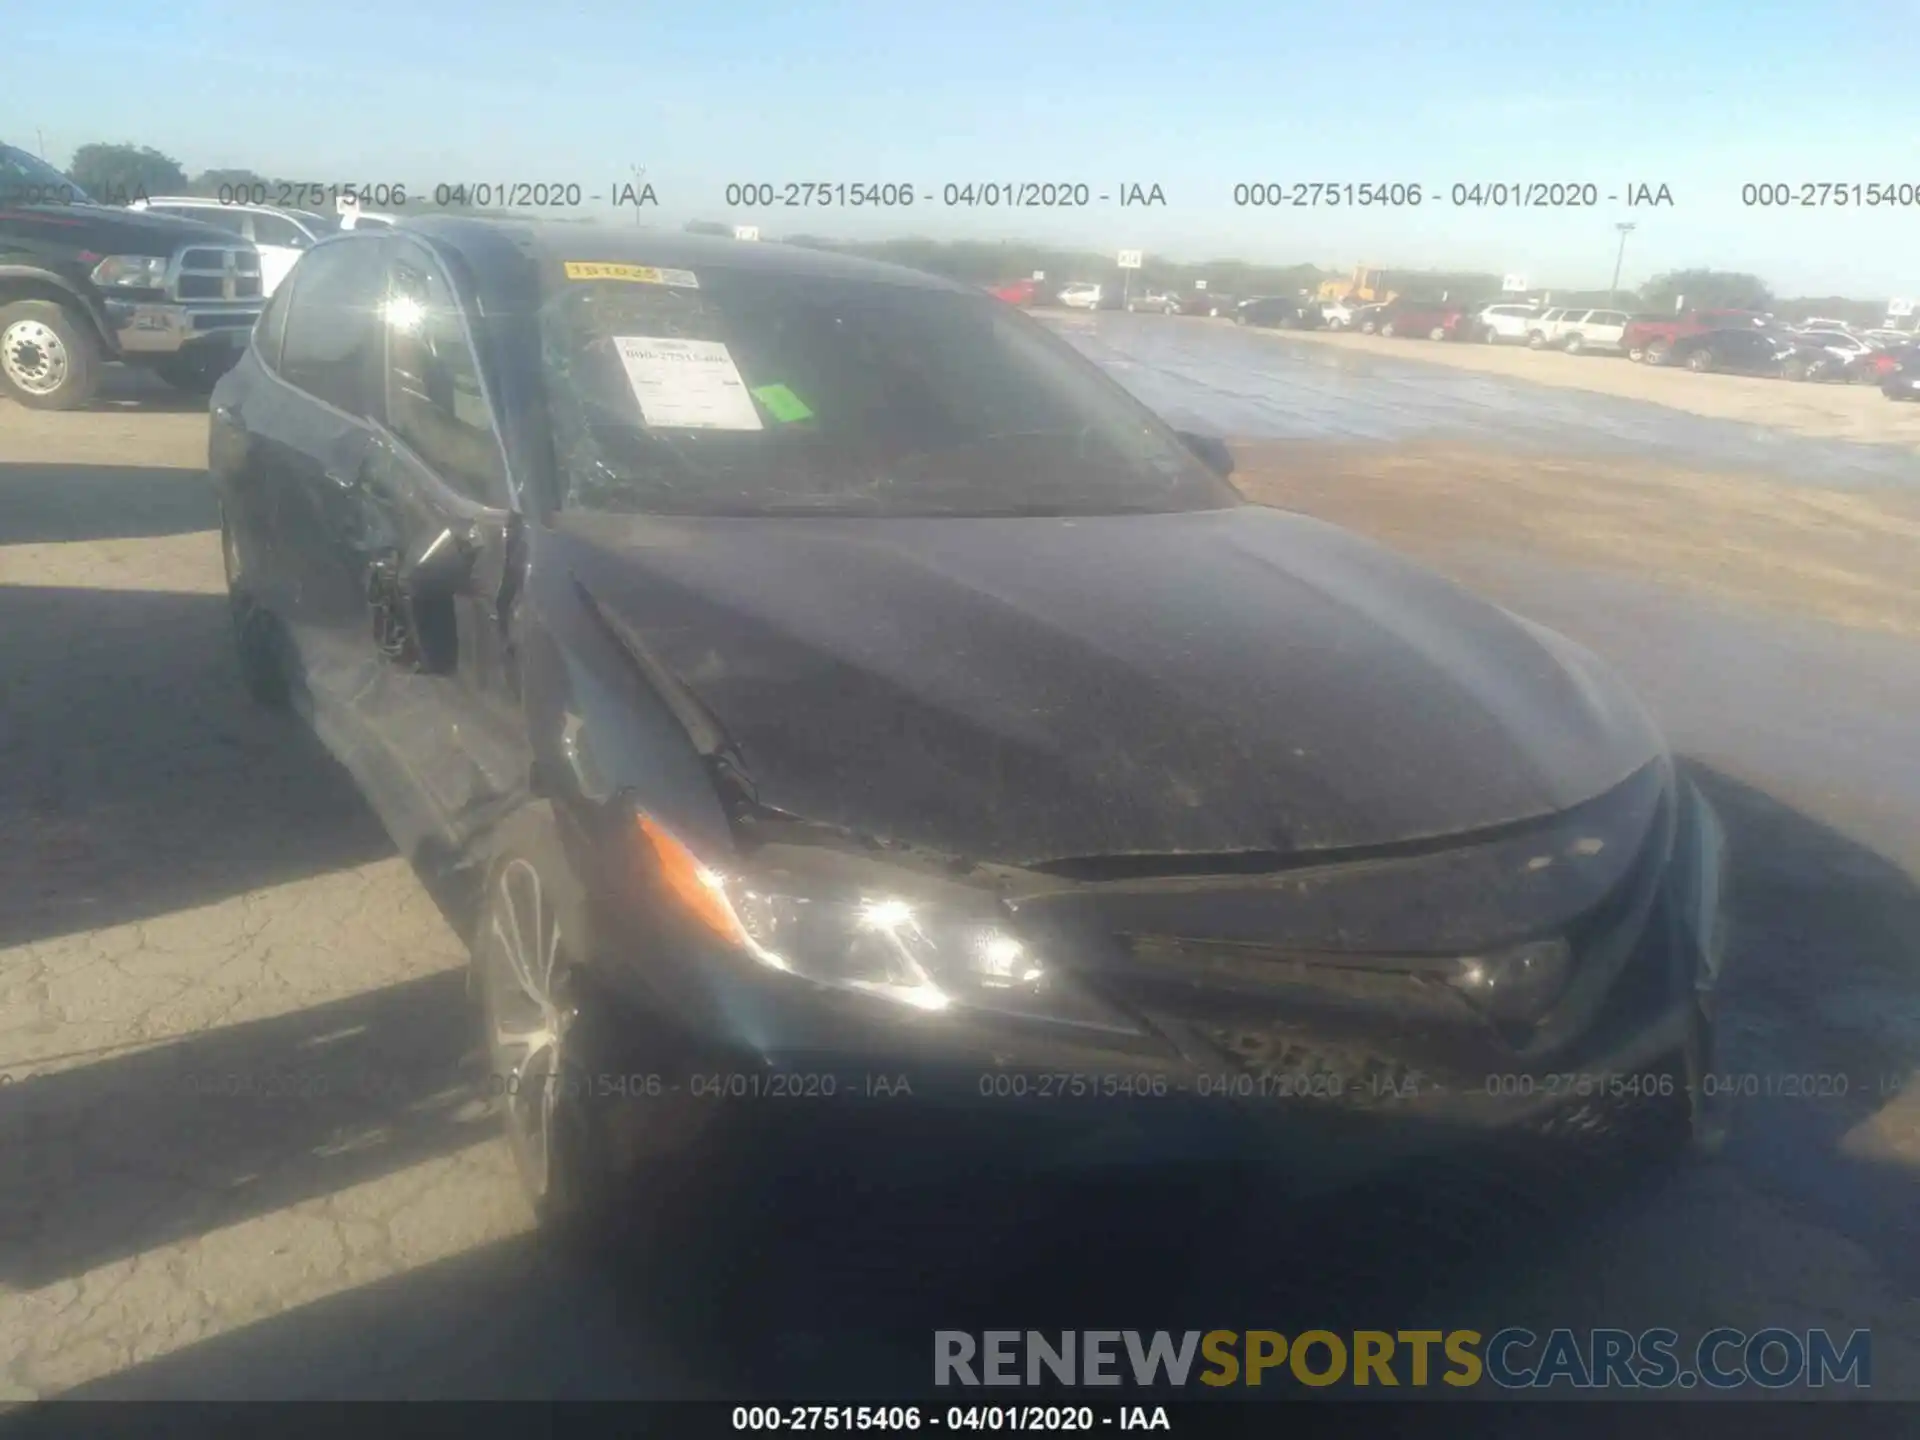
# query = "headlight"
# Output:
<box><xmin>1448</xmin><ymin>937</ymin><xmax>1574</xmax><ymax>1023</ymax></box>
<box><xmin>91</xmin><ymin>255</ymin><xmax>169</xmax><ymax>288</ymax></box>
<box><xmin>633</xmin><ymin>812</ymin><xmax>1142</xmax><ymax>1035</ymax></box>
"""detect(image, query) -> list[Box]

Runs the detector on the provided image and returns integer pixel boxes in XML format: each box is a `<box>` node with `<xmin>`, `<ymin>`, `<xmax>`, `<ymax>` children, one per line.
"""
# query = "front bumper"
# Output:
<box><xmin>582</xmin><ymin>785</ymin><xmax>1729</xmax><ymax>1179</ymax></box>
<box><xmin>105</xmin><ymin>298</ymin><xmax>260</xmax><ymax>357</ymax></box>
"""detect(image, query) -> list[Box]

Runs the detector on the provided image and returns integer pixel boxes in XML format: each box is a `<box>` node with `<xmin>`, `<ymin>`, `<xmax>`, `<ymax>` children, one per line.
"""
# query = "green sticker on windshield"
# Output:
<box><xmin>751</xmin><ymin>383</ymin><xmax>814</xmax><ymax>423</ymax></box>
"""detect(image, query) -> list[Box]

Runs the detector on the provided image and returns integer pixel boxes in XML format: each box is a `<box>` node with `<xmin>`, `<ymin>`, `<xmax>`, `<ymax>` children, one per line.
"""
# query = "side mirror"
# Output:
<box><xmin>402</xmin><ymin>525</ymin><xmax>476</xmax><ymax>602</ymax></box>
<box><xmin>1177</xmin><ymin>430</ymin><xmax>1235</xmax><ymax>478</ymax></box>
<box><xmin>389</xmin><ymin>526</ymin><xmax>477</xmax><ymax>674</ymax></box>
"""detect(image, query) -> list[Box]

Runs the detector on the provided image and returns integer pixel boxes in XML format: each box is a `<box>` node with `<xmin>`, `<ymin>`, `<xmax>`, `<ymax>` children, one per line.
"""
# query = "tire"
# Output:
<box><xmin>1428</xmin><ymin>326</ymin><xmax>1446</xmax><ymax>342</ymax></box>
<box><xmin>1782</xmin><ymin>359</ymin><xmax>1809</xmax><ymax>382</ymax></box>
<box><xmin>472</xmin><ymin>804</ymin><xmax>737</xmax><ymax>1245</ymax></box>
<box><xmin>1360</xmin><ymin>320</ymin><xmax>1377</xmax><ymax>335</ymax></box>
<box><xmin>1564</xmin><ymin>333</ymin><xmax>1586</xmax><ymax>356</ymax></box>
<box><xmin>221</xmin><ymin>512</ymin><xmax>290</xmax><ymax>709</ymax></box>
<box><xmin>1627</xmin><ymin>347</ymin><xmax>1645</xmax><ymax>363</ymax></box>
<box><xmin>1125</xmin><ymin>302</ymin><xmax>1136</xmax><ymax>313</ymax></box>
<box><xmin>1685</xmin><ymin>349</ymin><xmax>1713</xmax><ymax>373</ymax></box>
<box><xmin>1483</xmin><ymin>327</ymin><xmax>1501</xmax><ymax>344</ymax></box>
<box><xmin>1380</xmin><ymin>321</ymin><xmax>1397</xmax><ymax>338</ymax></box>
<box><xmin>474</xmin><ymin>804</ymin><xmax>621</xmax><ymax>1236</ymax></box>
<box><xmin>1644</xmin><ymin>340</ymin><xmax>1671</xmax><ymax>367</ymax></box>
<box><xmin>153</xmin><ymin>349</ymin><xmax>235</xmax><ymax>395</ymax></box>
<box><xmin>1527</xmin><ymin>331</ymin><xmax>1547</xmax><ymax>350</ymax></box>
<box><xmin>0</xmin><ymin>298</ymin><xmax>103</xmax><ymax>410</ymax></box>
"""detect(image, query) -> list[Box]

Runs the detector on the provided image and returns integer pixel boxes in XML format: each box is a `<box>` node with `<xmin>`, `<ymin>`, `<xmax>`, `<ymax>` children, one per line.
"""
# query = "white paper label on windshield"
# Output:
<box><xmin>613</xmin><ymin>336</ymin><xmax>763</xmax><ymax>431</ymax></box>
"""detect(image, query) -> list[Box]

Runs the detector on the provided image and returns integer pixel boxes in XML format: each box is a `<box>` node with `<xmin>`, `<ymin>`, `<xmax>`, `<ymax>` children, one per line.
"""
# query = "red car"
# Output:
<box><xmin>1376</xmin><ymin>299</ymin><xmax>1475</xmax><ymax>341</ymax></box>
<box><xmin>1622</xmin><ymin>310</ymin><xmax>1766</xmax><ymax>365</ymax></box>
<box><xmin>989</xmin><ymin>278</ymin><xmax>1045</xmax><ymax>306</ymax></box>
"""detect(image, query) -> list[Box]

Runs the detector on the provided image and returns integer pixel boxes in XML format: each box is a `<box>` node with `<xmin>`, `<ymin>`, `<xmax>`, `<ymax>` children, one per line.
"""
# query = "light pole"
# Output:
<box><xmin>1610</xmin><ymin>222</ymin><xmax>1636</xmax><ymax>307</ymax></box>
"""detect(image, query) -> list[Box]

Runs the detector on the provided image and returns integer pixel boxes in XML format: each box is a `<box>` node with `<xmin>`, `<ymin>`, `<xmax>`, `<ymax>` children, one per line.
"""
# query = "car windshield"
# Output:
<box><xmin>0</xmin><ymin>144</ymin><xmax>89</xmax><ymax>204</ymax></box>
<box><xmin>537</xmin><ymin>262</ymin><xmax>1238</xmax><ymax>518</ymax></box>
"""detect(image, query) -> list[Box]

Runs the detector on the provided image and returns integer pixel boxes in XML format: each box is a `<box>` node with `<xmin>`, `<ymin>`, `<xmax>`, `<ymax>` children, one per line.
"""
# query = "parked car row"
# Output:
<box><xmin>1233</xmin><ymin>287</ymin><xmax>1920</xmax><ymax>396</ymax></box>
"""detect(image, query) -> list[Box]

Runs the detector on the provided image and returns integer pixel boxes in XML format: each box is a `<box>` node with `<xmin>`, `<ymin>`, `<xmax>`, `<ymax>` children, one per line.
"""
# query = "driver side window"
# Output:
<box><xmin>383</xmin><ymin>250</ymin><xmax>509</xmax><ymax>506</ymax></box>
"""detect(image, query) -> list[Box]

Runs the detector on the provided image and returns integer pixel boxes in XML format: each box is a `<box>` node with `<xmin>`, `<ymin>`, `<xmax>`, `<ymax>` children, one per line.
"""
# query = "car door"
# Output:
<box><xmin>253</xmin><ymin>232</ymin><xmax>395</xmax><ymax>705</ymax></box>
<box><xmin>246</xmin><ymin>210</ymin><xmax>315</xmax><ymax>295</ymax></box>
<box><xmin>1726</xmin><ymin>331</ymin><xmax>1771</xmax><ymax>372</ymax></box>
<box><xmin>337</xmin><ymin>237</ymin><xmax>529</xmax><ymax>851</ymax></box>
<box><xmin>210</xmin><ymin>275</ymin><xmax>297</xmax><ymax>614</ymax></box>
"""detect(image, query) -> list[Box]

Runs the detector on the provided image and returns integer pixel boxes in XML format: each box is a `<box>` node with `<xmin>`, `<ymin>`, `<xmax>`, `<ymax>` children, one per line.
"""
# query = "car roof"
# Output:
<box><xmin>398</xmin><ymin>216</ymin><xmax>976</xmax><ymax>297</ymax></box>
<box><xmin>141</xmin><ymin>195</ymin><xmax>328</xmax><ymax>222</ymax></box>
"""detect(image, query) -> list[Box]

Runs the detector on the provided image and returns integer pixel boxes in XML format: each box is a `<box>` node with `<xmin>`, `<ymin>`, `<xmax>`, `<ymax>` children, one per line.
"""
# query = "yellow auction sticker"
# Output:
<box><xmin>563</xmin><ymin>261</ymin><xmax>699</xmax><ymax>288</ymax></box>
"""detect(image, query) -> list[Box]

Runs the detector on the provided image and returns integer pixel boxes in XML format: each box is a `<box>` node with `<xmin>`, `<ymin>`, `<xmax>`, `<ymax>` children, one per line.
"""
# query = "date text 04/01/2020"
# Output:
<box><xmin>728</xmin><ymin>1405</ymin><xmax>1173</xmax><ymax>1432</ymax></box>
<box><xmin>717</xmin><ymin>183</ymin><xmax>1167</xmax><ymax>208</ymax></box>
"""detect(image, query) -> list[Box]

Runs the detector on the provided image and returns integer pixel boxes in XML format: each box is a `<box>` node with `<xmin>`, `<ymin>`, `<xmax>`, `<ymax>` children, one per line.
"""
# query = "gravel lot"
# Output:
<box><xmin>3</xmin><ymin>348</ymin><xmax>1918</xmax><ymax>1403</ymax></box>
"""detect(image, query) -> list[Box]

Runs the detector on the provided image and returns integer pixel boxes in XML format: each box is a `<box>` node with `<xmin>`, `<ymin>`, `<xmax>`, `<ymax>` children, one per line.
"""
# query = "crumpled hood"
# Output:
<box><xmin>554</xmin><ymin>505</ymin><xmax>1665</xmax><ymax>866</ymax></box>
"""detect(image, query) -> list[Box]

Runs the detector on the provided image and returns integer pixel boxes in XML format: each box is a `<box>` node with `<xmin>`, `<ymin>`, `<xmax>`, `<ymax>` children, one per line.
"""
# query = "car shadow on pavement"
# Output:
<box><xmin>1682</xmin><ymin>760</ymin><xmax>1920</xmax><ymax>1294</ymax></box>
<box><xmin>0</xmin><ymin>586</ymin><xmax>394</xmax><ymax>949</ymax></box>
<box><xmin>0</xmin><ymin>462</ymin><xmax>218</xmax><ymax>545</ymax></box>
<box><xmin>17</xmin><ymin>764</ymin><xmax>1920</xmax><ymax>1401</ymax></box>
<box><xmin>0</xmin><ymin>969</ymin><xmax>493</xmax><ymax>1294</ymax></box>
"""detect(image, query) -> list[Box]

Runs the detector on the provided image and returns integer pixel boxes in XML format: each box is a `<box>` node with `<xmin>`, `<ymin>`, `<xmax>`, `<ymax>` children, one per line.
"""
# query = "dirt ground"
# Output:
<box><xmin>1232</xmin><ymin>438</ymin><xmax>1920</xmax><ymax>639</ymax></box>
<box><xmin>1240</xmin><ymin>327</ymin><xmax>1920</xmax><ymax>449</ymax></box>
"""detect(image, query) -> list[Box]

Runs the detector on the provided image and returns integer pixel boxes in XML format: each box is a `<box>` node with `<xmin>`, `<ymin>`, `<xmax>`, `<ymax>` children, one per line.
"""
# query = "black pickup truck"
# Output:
<box><xmin>1</xmin><ymin>142</ymin><xmax>265</xmax><ymax>409</ymax></box>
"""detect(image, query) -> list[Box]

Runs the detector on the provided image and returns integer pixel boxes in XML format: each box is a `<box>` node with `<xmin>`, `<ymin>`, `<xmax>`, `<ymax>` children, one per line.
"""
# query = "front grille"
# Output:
<box><xmin>169</xmin><ymin>245</ymin><xmax>263</xmax><ymax>303</ymax></box>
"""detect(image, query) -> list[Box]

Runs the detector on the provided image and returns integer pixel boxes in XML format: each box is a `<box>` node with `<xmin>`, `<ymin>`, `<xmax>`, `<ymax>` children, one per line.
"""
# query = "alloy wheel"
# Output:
<box><xmin>480</xmin><ymin>857</ymin><xmax>578</xmax><ymax>1202</ymax></box>
<box><xmin>1</xmin><ymin>319</ymin><xmax>69</xmax><ymax>397</ymax></box>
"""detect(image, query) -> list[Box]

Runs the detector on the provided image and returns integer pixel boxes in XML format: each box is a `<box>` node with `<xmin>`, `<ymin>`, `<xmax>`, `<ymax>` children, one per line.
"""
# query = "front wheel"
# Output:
<box><xmin>473</xmin><ymin>804</ymin><xmax>738</xmax><ymax>1244</ymax></box>
<box><xmin>1685</xmin><ymin>350</ymin><xmax>1713</xmax><ymax>373</ymax></box>
<box><xmin>1564</xmin><ymin>333</ymin><xmax>1586</xmax><ymax>355</ymax></box>
<box><xmin>1527</xmin><ymin>332</ymin><xmax>1547</xmax><ymax>350</ymax></box>
<box><xmin>1380</xmin><ymin>321</ymin><xmax>1397</xmax><ymax>338</ymax></box>
<box><xmin>1644</xmin><ymin>340</ymin><xmax>1671</xmax><ymax>366</ymax></box>
<box><xmin>1428</xmin><ymin>326</ymin><xmax>1447</xmax><ymax>342</ymax></box>
<box><xmin>1483</xmin><ymin>327</ymin><xmax>1502</xmax><ymax>344</ymax></box>
<box><xmin>0</xmin><ymin>299</ymin><xmax>103</xmax><ymax>410</ymax></box>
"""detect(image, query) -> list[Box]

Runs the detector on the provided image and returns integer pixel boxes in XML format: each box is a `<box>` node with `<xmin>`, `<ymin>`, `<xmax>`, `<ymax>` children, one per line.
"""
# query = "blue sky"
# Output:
<box><xmin>8</xmin><ymin>0</ymin><xmax>1917</xmax><ymax>294</ymax></box>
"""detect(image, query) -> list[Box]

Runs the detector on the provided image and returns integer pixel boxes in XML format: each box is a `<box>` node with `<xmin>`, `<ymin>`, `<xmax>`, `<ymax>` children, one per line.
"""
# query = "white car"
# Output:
<box><xmin>1321</xmin><ymin>300</ymin><xmax>1357</xmax><ymax>330</ymax></box>
<box><xmin>1476</xmin><ymin>302</ymin><xmax>1540</xmax><ymax>344</ymax></box>
<box><xmin>132</xmin><ymin>196</ymin><xmax>329</xmax><ymax>296</ymax></box>
<box><xmin>334</xmin><ymin>195</ymin><xmax>397</xmax><ymax>230</ymax></box>
<box><xmin>1058</xmin><ymin>283</ymin><xmax>1103</xmax><ymax>310</ymax></box>
<box><xmin>1553</xmin><ymin>308</ymin><xmax>1633</xmax><ymax>355</ymax></box>
<box><xmin>1794</xmin><ymin>328</ymin><xmax>1873</xmax><ymax>359</ymax></box>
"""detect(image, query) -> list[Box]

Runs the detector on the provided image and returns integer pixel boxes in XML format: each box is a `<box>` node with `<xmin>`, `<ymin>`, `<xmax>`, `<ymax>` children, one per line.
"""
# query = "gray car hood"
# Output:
<box><xmin>555</xmin><ymin>504</ymin><xmax>1664</xmax><ymax>867</ymax></box>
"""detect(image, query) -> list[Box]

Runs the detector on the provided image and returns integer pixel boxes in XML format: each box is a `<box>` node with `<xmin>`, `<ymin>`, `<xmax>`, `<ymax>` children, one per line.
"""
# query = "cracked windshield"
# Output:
<box><xmin>0</xmin><ymin>0</ymin><xmax>1912</xmax><ymax>1430</ymax></box>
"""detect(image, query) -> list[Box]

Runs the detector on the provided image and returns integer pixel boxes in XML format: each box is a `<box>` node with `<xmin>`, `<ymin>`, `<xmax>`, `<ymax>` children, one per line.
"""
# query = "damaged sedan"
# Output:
<box><xmin>209</xmin><ymin>220</ymin><xmax>1730</xmax><ymax>1230</ymax></box>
